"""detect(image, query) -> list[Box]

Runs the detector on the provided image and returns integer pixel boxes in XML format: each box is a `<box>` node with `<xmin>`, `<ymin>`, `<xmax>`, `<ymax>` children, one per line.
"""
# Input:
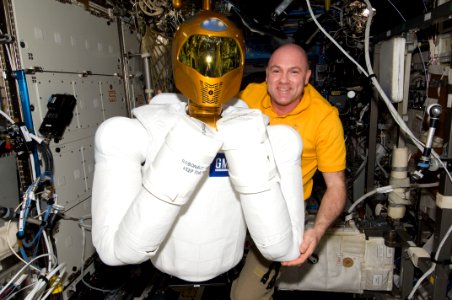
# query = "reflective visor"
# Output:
<box><xmin>178</xmin><ymin>35</ymin><xmax>242</xmax><ymax>78</ymax></box>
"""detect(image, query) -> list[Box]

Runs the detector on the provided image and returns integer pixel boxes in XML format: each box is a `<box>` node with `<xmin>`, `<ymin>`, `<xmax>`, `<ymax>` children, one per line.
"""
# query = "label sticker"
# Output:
<box><xmin>342</xmin><ymin>257</ymin><xmax>354</xmax><ymax>268</ymax></box>
<box><xmin>209</xmin><ymin>152</ymin><xmax>229</xmax><ymax>177</ymax></box>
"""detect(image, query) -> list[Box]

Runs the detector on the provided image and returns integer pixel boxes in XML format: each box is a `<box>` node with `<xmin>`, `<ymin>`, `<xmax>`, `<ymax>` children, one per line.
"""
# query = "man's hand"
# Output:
<box><xmin>282</xmin><ymin>171</ymin><xmax>346</xmax><ymax>267</ymax></box>
<box><xmin>281</xmin><ymin>228</ymin><xmax>321</xmax><ymax>266</ymax></box>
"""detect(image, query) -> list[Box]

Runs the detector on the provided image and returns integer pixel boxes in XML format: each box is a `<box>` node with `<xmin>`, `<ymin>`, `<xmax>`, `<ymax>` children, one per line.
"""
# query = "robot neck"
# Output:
<box><xmin>187</xmin><ymin>102</ymin><xmax>222</xmax><ymax>129</ymax></box>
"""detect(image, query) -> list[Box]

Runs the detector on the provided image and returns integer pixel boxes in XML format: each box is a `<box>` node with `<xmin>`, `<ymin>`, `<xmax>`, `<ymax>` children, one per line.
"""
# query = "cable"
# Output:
<box><xmin>362</xmin><ymin>0</ymin><xmax>452</xmax><ymax>184</ymax></box>
<box><xmin>40</xmin><ymin>264</ymin><xmax>66</xmax><ymax>299</ymax></box>
<box><xmin>229</xmin><ymin>5</ymin><xmax>268</xmax><ymax>36</ymax></box>
<box><xmin>347</xmin><ymin>185</ymin><xmax>392</xmax><ymax>214</ymax></box>
<box><xmin>0</xmin><ymin>28</ymin><xmax>62</xmax><ymax>300</ymax></box>
<box><xmin>0</xmin><ymin>108</ymin><xmax>43</xmax><ymax>145</ymax></box>
<box><xmin>0</xmin><ymin>28</ymin><xmax>17</xmax><ymax>71</ymax></box>
<box><xmin>4</xmin><ymin>283</ymin><xmax>35</xmax><ymax>300</ymax></box>
<box><xmin>2</xmin><ymin>285</ymin><xmax>19</xmax><ymax>300</ymax></box>
<box><xmin>38</xmin><ymin>142</ymin><xmax>54</xmax><ymax>179</ymax></box>
<box><xmin>0</xmin><ymin>253</ymin><xmax>53</xmax><ymax>297</ymax></box>
<box><xmin>24</xmin><ymin>263</ymin><xmax>66</xmax><ymax>300</ymax></box>
<box><xmin>0</xmin><ymin>108</ymin><xmax>15</xmax><ymax>124</ymax></box>
<box><xmin>24</xmin><ymin>269</ymin><xmax>47</xmax><ymax>300</ymax></box>
<box><xmin>347</xmin><ymin>182</ymin><xmax>439</xmax><ymax>214</ymax></box>
<box><xmin>305</xmin><ymin>0</ymin><xmax>452</xmax><ymax>184</ymax></box>
<box><xmin>18</xmin><ymin>181</ymin><xmax>39</xmax><ymax>246</ymax></box>
<box><xmin>416</xmin><ymin>46</ymin><xmax>428</xmax><ymax>92</ymax></box>
<box><xmin>29</xmin><ymin>133</ymin><xmax>43</xmax><ymax>145</ymax></box>
<box><xmin>385</xmin><ymin>0</ymin><xmax>406</xmax><ymax>22</ymax></box>
<box><xmin>305</xmin><ymin>0</ymin><xmax>369</xmax><ymax>77</ymax></box>
<box><xmin>4</xmin><ymin>226</ymin><xmax>63</xmax><ymax>300</ymax></box>
<box><xmin>78</xmin><ymin>215</ymin><xmax>117</xmax><ymax>293</ymax></box>
<box><xmin>7</xmin><ymin>209</ymin><xmax>40</xmax><ymax>270</ymax></box>
<box><xmin>409</xmin><ymin>182</ymin><xmax>440</xmax><ymax>189</ymax></box>
<box><xmin>32</xmin><ymin>199</ymin><xmax>55</xmax><ymax>271</ymax></box>
<box><xmin>407</xmin><ymin>224</ymin><xmax>452</xmax><ymax>299</ymax></box>
<box><xmin>138</xmin><ymin>0</ymin><xmax>164</xmax><ymax>16</ymax></box>
<box><xmin>7</xmin><ymin>178</ymin><xmax>58</xmax><ymax>271</ymax></box>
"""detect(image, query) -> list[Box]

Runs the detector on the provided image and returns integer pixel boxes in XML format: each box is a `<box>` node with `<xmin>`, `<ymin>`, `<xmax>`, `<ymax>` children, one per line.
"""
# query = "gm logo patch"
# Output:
<box><xmin>209</xmin><ymin>152</ymin><xmax>229</xmax><ymax>177</ymax></box>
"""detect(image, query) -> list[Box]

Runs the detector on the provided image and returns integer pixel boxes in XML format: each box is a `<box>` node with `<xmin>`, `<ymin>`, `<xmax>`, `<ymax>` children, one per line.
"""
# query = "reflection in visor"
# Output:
<box><xmin>178</xmin><ymin>35</ymin><xmax>241</xmax><ymax>78</ymax></box>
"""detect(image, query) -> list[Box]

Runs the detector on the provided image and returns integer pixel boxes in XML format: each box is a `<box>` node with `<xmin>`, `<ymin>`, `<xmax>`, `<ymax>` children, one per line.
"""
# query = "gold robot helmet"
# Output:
<box><xmin>172</xmin><ymin>10</ymin><xmax>245</xmax><ymax>126</ymax></box>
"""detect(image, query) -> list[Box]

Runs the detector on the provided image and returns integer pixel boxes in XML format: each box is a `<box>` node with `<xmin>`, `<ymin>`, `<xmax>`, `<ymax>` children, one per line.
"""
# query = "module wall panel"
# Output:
<box><xmin>26</xmin><ymin>72</ymin><xmax>127</xmax><ymax>144</ymax></box>
<box><xmin>12</xmin><ymin>0</ymin><xmax>121</xmax><ymax>75</ymax></box>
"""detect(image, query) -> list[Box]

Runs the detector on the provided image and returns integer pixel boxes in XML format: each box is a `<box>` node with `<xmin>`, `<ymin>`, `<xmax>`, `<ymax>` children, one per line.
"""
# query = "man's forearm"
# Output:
<box><xmin>314</xmin><ymin>190</ymin><xmax>346</xmax><ymax>236</ymax></box>
<box><xmin>314</xmin><ymin>172</ymin><xmax>346</xmax><ymax>236</ymax></box>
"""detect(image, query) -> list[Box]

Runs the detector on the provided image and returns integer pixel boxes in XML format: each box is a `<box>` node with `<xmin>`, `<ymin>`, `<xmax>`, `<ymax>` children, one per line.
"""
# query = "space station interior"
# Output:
<box><xmin>0</xmin><ymin>0</ymin><xmax>451</xmax><ymax>299</ymax></box>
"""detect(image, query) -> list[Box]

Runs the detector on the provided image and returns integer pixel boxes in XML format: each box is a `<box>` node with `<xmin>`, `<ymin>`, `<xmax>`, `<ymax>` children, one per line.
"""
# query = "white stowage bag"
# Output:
<box><xmin>277</xmin><ymin>224</ymin><xmax>394</xmax><ymax>293</ymax></box>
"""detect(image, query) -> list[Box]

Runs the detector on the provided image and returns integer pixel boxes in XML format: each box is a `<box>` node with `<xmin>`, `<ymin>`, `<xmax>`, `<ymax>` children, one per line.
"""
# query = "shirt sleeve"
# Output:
<box><xmin>316</xmin><ymin>109</ymin><xmax>346</xmax><ymax>173</ymax></box>
<box><xmin>237</xmin><ymin>83</ymin><xmax>268</xmax><ymax>108</ymax></box>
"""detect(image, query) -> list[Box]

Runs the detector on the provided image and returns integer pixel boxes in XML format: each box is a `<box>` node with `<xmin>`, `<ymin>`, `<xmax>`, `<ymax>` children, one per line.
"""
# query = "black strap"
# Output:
<box><xmin>266</xmin><ymin>262</ymin><xmax>281</xmax><ymax>290</ymax></box>
<box><xmin>260</xmin><ymin>262</ymin><xmax>281</xmax><ymax>289</ymax></box>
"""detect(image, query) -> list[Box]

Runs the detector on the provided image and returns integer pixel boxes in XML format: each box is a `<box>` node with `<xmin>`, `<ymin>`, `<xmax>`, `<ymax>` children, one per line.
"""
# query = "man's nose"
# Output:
<box><xmin>279</xmin><ymin>72</ymin><xmax>289</xmax><ymax>82</ymax></box>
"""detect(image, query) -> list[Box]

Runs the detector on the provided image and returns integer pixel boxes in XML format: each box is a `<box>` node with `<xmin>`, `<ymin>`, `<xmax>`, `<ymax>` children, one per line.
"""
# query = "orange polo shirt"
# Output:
<box><xmin>238</xmin><ymin>82</ymin><xmax>346</xmax><ymax>199</ymax></box>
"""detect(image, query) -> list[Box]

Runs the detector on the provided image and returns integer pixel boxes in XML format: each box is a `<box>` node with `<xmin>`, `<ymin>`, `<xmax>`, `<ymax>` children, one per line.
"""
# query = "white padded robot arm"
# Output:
<box><xmin>92</xmin><ymin>113</ymin><xmax>222</xmax><ymax>266</ymax></box>
<box><xmin>267</xmin><ymin>125</ymin><xmax>304</xmax><ymax>256</ymax></box>
<box><xmin>217</xmin><ymin>109</ymin><xmax>304</xmax><ymax>261</ymax></box>
<box><xmin>92</xmin><ymin>116</ymin><xmax>158</xmax><ymax>265</ymax></box>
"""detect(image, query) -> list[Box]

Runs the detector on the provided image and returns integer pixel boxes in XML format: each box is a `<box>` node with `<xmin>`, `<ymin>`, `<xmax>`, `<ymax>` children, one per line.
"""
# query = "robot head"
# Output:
<box><xmin>172</xmin><ymin>10</ymin><xmax>245</xmax><ymax>126</ymax></box>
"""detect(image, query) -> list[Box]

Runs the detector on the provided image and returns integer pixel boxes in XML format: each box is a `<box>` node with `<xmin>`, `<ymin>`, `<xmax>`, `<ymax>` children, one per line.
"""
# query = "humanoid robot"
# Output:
<box><xmin>91</xmin><ymin>6</ymin><xmax>304</xmax><ymax>282</ymax></box>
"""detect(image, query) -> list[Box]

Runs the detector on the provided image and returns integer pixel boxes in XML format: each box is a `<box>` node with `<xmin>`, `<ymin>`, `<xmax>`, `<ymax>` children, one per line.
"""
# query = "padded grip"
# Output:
<box><xmin>217</xmin><ymin>108</ymin><xmax>278</xmax><ymax>194</ymax></box>
<box><xmin>143</xmin><ymin>115</ymin><xmax>222</xmax><ymax>205</ymax></box>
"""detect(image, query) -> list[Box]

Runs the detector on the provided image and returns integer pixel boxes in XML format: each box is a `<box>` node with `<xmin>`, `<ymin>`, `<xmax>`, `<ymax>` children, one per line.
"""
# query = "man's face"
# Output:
<box><xmin>266</xmin><ymin>46</ymin><xmax>311</xmax><ymax>115</ymax></box>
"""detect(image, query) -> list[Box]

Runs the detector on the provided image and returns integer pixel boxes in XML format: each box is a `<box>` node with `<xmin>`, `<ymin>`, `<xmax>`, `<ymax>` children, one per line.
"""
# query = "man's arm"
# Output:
<box><xmin>282</xmin><ymin>170</ymin><xmax>346</xmax><ymax>266</ymax></box>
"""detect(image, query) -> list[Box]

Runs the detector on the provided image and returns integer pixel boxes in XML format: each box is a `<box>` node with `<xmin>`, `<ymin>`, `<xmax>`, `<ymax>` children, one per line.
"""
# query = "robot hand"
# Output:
<box><xmin>217</xmin><ymin>109</ymin><xmax>278</xmax><ymax>193</ymax></box>
<box><xmin>143</xmin><ymin>114</ymin><xmax>222</xmax><ymax>205</ymax></box>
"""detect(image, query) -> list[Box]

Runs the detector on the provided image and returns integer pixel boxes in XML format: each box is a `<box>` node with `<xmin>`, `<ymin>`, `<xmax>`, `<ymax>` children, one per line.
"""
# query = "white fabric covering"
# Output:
<box><xmin>91</xmin><ymin>93</ymin><xmax>304</xmax><ymax>281</ymax></box>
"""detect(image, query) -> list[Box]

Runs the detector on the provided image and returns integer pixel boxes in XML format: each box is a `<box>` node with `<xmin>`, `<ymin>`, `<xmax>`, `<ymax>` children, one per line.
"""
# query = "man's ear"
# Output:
<box><xmin>305</xmin><ymin>69</ymin><xmax>312</xmax><ymax>85</ymax></box>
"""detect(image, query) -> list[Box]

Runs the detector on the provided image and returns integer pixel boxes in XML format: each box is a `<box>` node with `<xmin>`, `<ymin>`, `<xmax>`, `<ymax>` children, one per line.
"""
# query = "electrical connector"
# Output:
<box><xmin>407</xmin><ymin>247</ymin><xmax>430</xmax><ymax>268</ymax></box>
<box><xmin>6</xmin><ymin>123</ymin><xmax>33</xmax><ymax>156</ymax></box>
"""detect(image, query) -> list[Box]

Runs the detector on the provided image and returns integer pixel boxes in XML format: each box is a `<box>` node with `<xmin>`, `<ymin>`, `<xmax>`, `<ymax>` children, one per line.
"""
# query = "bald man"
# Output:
<box><xmin>231</xmin><ymin>43</ymin><xmax>347</xmax><ymax>300</ymax></box>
